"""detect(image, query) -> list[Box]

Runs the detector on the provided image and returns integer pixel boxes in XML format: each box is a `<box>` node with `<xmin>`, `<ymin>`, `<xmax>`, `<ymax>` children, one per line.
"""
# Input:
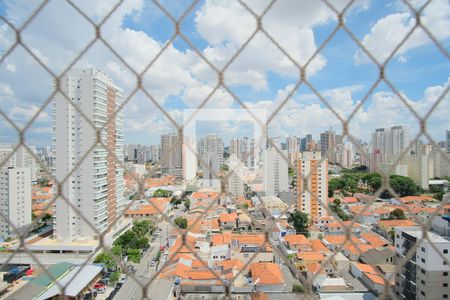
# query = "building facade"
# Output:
<box><xmin>295</xmin><ymin>151</ymin><xmax>328</xmax><ymax>218</ymax></box>
<box><xmin>0</xmin><ymin>167</ymin><xmax>32</xmax><ymax>238</ymax></box>
<box><xmin>53</xmin><ymin>69</ymin><xmax>125</xmax><ymax>240</ymax></box>
<box><xmin>263</xmin><ymin>148</ymin><xmax>288</xmax><ymax>197</ymax></box>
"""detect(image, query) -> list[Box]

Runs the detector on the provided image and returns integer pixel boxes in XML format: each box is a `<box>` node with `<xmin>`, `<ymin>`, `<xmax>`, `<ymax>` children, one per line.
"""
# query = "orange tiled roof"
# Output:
<box><xmin>344</xmin><ymin>244</ymin><xmax>373</xmax><ymax>255</ymax></box>
<box><xmin>326</xmin><ymin>221</ymin><xmax>361</xmax><ymax>228</ymax></box>
<box><xmin>250</xmin><ymin>263</ymin><xmax>284</xmax><ymax>285</ymax></box>
<box><xmin>360</xmin><ymin>233</ymin><xmax>388</xmax><ymax>248</ymax></box>
<box><xmin>342</xmin><ymin>197</ymin><xmax>359</xmax><ymax>203</ymax></box>
<box><xmin>296</xmin><ymin>252</ymin><xmax>325</xmax><ymax>261</ymax></box>
<box><xmin>211</xmin><ymin>232</ymin><xmax>232</xmax><ymax>246</ymax></box>
<box><xmin>310</xmin><ymin>239</ymin><xmax>330</xmax><ymax>253</ymax></box>
<box><xmin>377</xmin><ymin>219</ymin><xmax>417</xmax><ymax>228</ymax></box>
<box><xmin>306</xmin><ymin>263</ymin><xmax>325</xmax><ymax>274</ymax></box>
<box><xmin>324</xmin><ymin>235</ymin><xmax>362</xmax><ymax>245</ymax></box>
<box><xmin>400</xmin><ymin>196</ymin><xmax>435</xmax><ymax>203</ymax></box>
<box><xmin>217</xmin><ymin>259</ymin><xmax>244</xmax><ymax>271</ymax></box>
<box><xmin>232</xmin><ymin>234</ymin><xmax>266</xmax><ymax>246</ymax></box>
<box><xmin>191</xmin><ymin>191</ymin><xmax>219</xmax><ymax>199</ymax></box>
<box><xmin>284</xmin><ymin>234</ymin><xmax>311</xmax><ymax>246</ymax></box>
<box><xmin>366</xmin><ymin>273</ymin><xmax>386</xmax><ymax>285</ymax></box>
<box><xmin>219</xmin><ymin>212</ymin><xmax>237</xmax><ymax>223</ymax></box>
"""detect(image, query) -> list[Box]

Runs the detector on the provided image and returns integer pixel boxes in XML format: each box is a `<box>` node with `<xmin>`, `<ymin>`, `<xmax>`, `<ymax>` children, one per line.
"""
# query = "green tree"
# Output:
<box><xmin>132</xmin><ymin>220</ymin><xmax>154</xmax><ymax>236</ymax></box>
<box><xmin>184</xmin><ymin>199</ymin><xmax>190</xmax><ymax>211</ymax></box>
<box><xmin>288</xmin><ymin>210</ymin><xmax>309</xmax><ymax>237</ymax></box>
<box><xmin>219</xmin><ymin>164</ymin><xmax>229</xmax><ymax>172</ymax></box>
<box><xmin>109</xmin><ymin>271</ymin><xmax>120</xmax><ymax>284</ymax></box>
<box><xmin>292</xmin><ymin>283</ymin><xmax>304</xmax><ymax>293</ymax></box>
<box><xmin>174</xmin><ymin>217</ymin><xmax>188</xmax><ymax>229</ymax></box>
<box><xmin>127</xmin><ymin>249</ymin><xmax>141</xmax><ymax>263</ymax></box>
<box><xmin>388</xmin><ymin>175</ymin><xmax>421</xmax><ymax>198</ymax></box>
<box><xmin>153</xmin><ymin>189</ymin><xmax>173</xmax><ymax>197</ymax></box>
<box><xmin>94</xmin><ymin>252</ymin><xmax>116</xmax><ymax>269</ymax></box>
<box><xmin>389</xmin><ymin>208</ymin><xmax>406</xmax><ymax>220</ymax></box>
<box><xmin>112</xmin><ymin>245</ymin><xmax>123</xmax><ymax>257</ymax></box>
<box><xmin>114</xmin><ymin>230</ymin><xmax>137</xmax><ymax>248</ymax></box>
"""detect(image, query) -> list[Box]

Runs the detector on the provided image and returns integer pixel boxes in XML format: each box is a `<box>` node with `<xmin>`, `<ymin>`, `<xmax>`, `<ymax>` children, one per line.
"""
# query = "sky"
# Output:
<box><xmin>0</xmin><ymin>0</ymin><xmax>449</xmax><ymax>148</ymax></box>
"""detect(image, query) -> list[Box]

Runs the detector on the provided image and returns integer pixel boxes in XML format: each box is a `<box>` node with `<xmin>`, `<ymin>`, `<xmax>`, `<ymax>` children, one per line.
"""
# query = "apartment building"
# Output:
<box><xmin>53</xmin><ymin>69</ymin><xmax>125</xmax><ymax>240</ymax></box>
<box><xmin>295</xmin><ymin>151</ymin><xmax>328</xmax><ymax>218</ymax></box>
<box><xmin>320</xmin><ymin>129</ymin><xmax>336</xmax><ymax>162</ymax></box>
<box><xmin>262</xmin><ymin>147</ymin><xmax>288</xmax><ymax>197</ymax></box>
<box><xmin>0</xmin><ymin>167</ymin><xmax>32</xmax><ymax>238</ymax></box>
<box><xmin>161</xmin><ymin>133</ymin><xmax>183</xmax><ymax>178</ymax></box>
<box><xmin>0</xmin><ymin>144</ymin><xmax>39</xmax><ymax>182</ymax></box>
<box><xmin>394</xmin><ymin>226</ymin><xmax>450</xmax><ymax>300</ymax></box>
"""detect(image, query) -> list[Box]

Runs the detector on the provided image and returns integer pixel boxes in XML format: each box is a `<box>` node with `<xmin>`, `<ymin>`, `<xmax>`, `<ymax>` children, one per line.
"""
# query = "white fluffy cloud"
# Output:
<box><xmin>354</xmin><ymin>0</ymin><xmax>450</xmax><ymax>64</ymax></box>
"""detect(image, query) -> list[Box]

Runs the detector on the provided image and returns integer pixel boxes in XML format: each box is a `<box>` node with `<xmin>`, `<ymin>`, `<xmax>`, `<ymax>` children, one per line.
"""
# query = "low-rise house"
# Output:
<box><xmin>271</xmin><ymin>220</ymin><xmax>296</xmax><ymax>241</ymax></box>
<box><xmin>350</xmin><ymin>262</ymin><xmax>392</xmax><ymax>295</ymax></box>
<box><xmin>230</xmin><ymin>234</ymin><xmax>273</xmax><ymax>264</ymax></box>
<box><xmin>324</xmin><ymin>221</ymin><xmax>364</xmax><ymax>235</ymax></box>
<box><xmin>249</xmin><ymin>262</ymin><xmax>285</xmax><ymax>292</ymax></box>
<box><xmin>375</xmin><ymin>219</ymin><xmax>417</xmax><ymax>238</ymax></box>
<box><xmin>219</xmin><ymin>212</ymin><xmax>238</xmax><ymax>230</ymax></box>
<box><xmin>283</xmin><ymin>234</ymin><xmax>312</xmax><ymax>251</ymax></box>
<box><xmin>237</xmin><ymin>211</ymin><xmax>252</xmax><ymax>231</ymax></box>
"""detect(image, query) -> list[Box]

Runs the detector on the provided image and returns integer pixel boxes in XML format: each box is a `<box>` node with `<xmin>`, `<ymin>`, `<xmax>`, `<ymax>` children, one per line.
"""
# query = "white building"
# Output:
<box><xmin>262</xmin><ymin>148</ymin><xmax>288</xmax><ymax>196</ymax></box>
<box><xmin>198</xmin><ymin>135</ymin><xmax>224</xmax><ymax>187</ymax></box>
<box><xmin>0</xmin><ymin>144</ymin><xmax>39</xmax><ymax>182</ymax></box>
<box><xmin>394</xmin><ymin>226</ymin><xmax>450</xmax><ymax>300</ymax></box>
<box><xmin>335</xmin><ymin>143</ymin><xmax>353</xmax><ymax>168</ymax></box>
<box><xmin>53</xmin><ymin>69</ymin><xmax>125</xmax><ymax>240</ymax></box>
<box><xmin>183</xmin><ymin>136</ymin><xmax>197</xmax><ymax>181</ymax></box>
<box><xmin>0</xmin><ymin>167</ymin><xmax>32</xmax><ymax>238</ymax></box>
<box><xmin>161</xmin><ymin>133</ymin><xmax>183</xmax><ymax>178</ymax></box>
<box><xmin>228</xmin><ymin>155</ymin><xmax>246</xmax><ymax>197</ymax></box>
<box><xmin>295</xmin><ymin>151</ymin><xmax>328</xmax><ymax>218</ymax></box>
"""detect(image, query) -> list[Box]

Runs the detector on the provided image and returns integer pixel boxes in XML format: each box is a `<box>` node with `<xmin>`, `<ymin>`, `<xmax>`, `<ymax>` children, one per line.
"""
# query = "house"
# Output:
<box><xmin>350</xmin><ymin>262</ymin><xmax>392</xmax><ymax>295</ymax></box>
<box><xmin>271</xmin><ymin>221</ymin><xmax>296</xmax><ymax>241</ymax></box>
<box><xmin>283</xmin><ymin>234</ymin><xmax>312</xmax><ymax>251</ymax></box>
<box><xmin>219</xmin><ymin>212</ymin><xmax>238</xmax><ymax>230</ymax></box>
<box><xmin>360</xmin><ymin>247</ymin><xmax>395</xmax><ymax>266</ymax></box>
<box><xmin>237</xmin><ymin>211</ymin><xmax>252</xmax><ymax>231</ymax></box>
<box><xmin>376</xmin><ymin>219</ymin><xmax>417</xmax><ymax>238</ymax></box>
<box><xmin>324</xmin><ymin>221</ymin><xmax>363</xmax><ymax>235</ymax></box>
<box><xmin>249</xmin><ymin>262</ymin><xmax>284</xmax><ymax>292</ymax></box>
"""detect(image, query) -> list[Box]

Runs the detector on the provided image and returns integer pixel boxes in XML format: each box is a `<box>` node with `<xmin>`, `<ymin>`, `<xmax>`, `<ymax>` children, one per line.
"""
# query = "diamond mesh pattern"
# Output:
<box><xmin>0</xmin><ymin>0</ymin><xmax>449</xmax><ymax>299</ymax></box>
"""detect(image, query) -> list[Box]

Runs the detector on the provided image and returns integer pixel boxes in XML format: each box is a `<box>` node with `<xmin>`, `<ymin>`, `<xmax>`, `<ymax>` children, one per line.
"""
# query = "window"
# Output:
<box><xmin>421</xmin><ymin>247</ymin><xmax>425</xmax><ymax>252</ymax></box>
<box><xmin>421</xmin><ymin>291</ymin><xmax>425</xmax><ymax>296</ymax></box>
<box><xmin>444</xmin><ymin>283</ymin><xmax>448</xmax><ymax>287</ymax></box>
<box><xmin>444</xmin><ymin>272</ymin><xmax>448</xmax><ymax>276</ymax></box>
<box><xmin>444</xmin><ymin>295</ymin><xmax>448</xmax><ymax>299</ymax></box>
<box><xmin>421</xmin><ymin>258</ymin><xmax>425</xmax><ymax>263</ymax></box>
<box><xmin>421</xmin><ymin>280</ymin><xmax>425</xmax><ymax>285</ymax></box>
<box><xmin>444</xmin><ymin>249</ymin><xmax>448</xmax><ymax>254</ymax></box>
<box><xmin>421</xmin><ymin>269</ymin><xmax>426</xmax><ymax>274</ymax></box>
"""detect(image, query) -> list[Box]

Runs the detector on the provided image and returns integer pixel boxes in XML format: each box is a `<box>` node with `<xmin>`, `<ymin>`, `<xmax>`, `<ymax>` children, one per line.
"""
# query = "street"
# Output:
<box><xmin>113</xmin><ymin>221</ymin><xmax>172</xmax><ymax>300</ymax></box>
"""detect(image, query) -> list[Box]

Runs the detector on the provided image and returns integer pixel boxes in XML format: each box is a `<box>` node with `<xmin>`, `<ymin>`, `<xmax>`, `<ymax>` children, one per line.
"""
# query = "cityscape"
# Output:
<box><xmin>0</xmin><ymin>1</ymin><xmax>449</xmax><ymax>300</ymax></box>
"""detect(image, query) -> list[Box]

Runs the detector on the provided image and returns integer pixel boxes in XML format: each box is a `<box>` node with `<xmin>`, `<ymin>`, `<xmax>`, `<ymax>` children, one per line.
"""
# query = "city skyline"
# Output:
<box><xmin>0</xmin><ymin>1</ymin><xmax>449</xmax><ymax>147</ymax></box>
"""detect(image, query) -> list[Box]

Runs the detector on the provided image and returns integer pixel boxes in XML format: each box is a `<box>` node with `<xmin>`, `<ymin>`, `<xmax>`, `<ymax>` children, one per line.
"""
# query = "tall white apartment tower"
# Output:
<box><xmin>263</xmin><ymin>147</ymin><xmax>288</xmax><ymax>196</ymax></box>
<box><xmin>295</xmin><ymin>151</ymin><xmax>328</xmax><ymax>218</ymax></box>
<box><xmin>0</xmin><ymin>167</ymin><xmax>32</xmax><ymax>238</ymax></box>
<box><xmin>53</xmin><ymin>69</ymin><xmax>124</xmax><ymax>240</ymax></box>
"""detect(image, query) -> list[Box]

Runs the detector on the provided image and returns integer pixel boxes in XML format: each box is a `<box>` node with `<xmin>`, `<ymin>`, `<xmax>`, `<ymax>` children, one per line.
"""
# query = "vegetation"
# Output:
<box><xmin>94</xmin><ymin>252</ymin><xmax>116</xmax><ymax>270</ymax></box>
<box><xmin>389</xmin><ymin>208</ymin><xmax>406</xmax><ymax>220</ymax></box>
<box><xmin>429</xmin><ymin>184</ymin><xmax>445</xmax><ymax>201</ymax></box>
<box><xmin>184</xmin><ymin>199</ymin><xmax>191</xmax><ymax>211</ymax></box>
<box><xmin>219</xmin><ymin>164</ymin><xmax>229</xmax><ymax>172</ymax></box>
<box><xmin>288</xmin><ymin>210</ymin><xmax>309</xmax><ymax>237</ymax></box>
<box><xmin>37</xmin><ymin>178</ymin><xmax>50</xmax><ymax>187</ymax></box>
<box><xmin>329</xmin><ymin>199</ymin><xmax>350</xmax><ymax>221</ymax></box>
<box><xmin>109</xmin><ymin>270</ymin><xmax>121</xmax><ymax>284</ymax></box>
<box><xmin>174</xmin><ymin>217</ymin><xmax>188</xmax><ymax>229</ymax></box>
<box><xmin>152</xmin><ymin>189</ymin><xmax>173</xmax><ymax>197</ymax></box>
<box><xmin>292</xmin><ymin>283</ymin><xmax>304</xmax><ymax>293</ymax></box>
<box><xmin>328</xmin><ymin>169</ymin><xmax>422</xmax><ymax>199</ymax></box>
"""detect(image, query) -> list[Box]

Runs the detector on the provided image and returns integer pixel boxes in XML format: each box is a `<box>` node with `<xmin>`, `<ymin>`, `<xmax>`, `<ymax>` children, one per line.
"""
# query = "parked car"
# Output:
<box><xmin>94</xmin><ymin>282</ymin><xmax>105</xmax><ymax>289</ymax></box>
<box><xmin>95</xmin><ymin>287</ymin><xmax>106</xmax><ymax>294</ymax></box>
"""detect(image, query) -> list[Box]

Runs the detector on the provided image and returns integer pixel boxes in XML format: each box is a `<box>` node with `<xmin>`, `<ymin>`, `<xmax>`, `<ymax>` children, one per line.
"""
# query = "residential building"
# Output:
<box><xmin>198</xmin><ymin>135</ymin><xmax>224</xmax><ymax>187</ymax></box>
<box><xmin>295</xmin><ymin>151</ymin><xmax>328</xmax><ymax>218</ymax></box>
<box><xmin>228</xmin><ymin>154</ymin><xmax>246</xmax><ymax>197</ymax></box>
<box><xmin>53</xmin><ymin>69</ymin><xmax>125</xmax><ymax>240</ymax></box>
<box><xmin>0</xmin><ymin>167</ymin><xmax>32</xmax><ymax>238</ymax></box>
<box><xmin>446</xmin><ymin>129</ymin><xmax>450</xmax><ymax>153</ymax></box>
<box><xmin>394</xmin><ymin>226</ymin><xmax>450</xmax><ymax>300</ymax></box>
<box><xmin>262</xmin><ymin>147</ymin><xmax>288</xmax><ymax>197</ymax></box>
<box><xmin>0</xmin><ymin>144</ymin><xmax>39</xmax><ymax>182</ymax></box>
<box><xmin>161</xmin><ymin>133</ymin><xmax>183</xmax><ymax>178</ymax></box>
<box><xmin>300</xmin><ymin>134</ymin><xmax>313</xmax><ymax>151</ymax></box>
<box><xmin>320</xmin><ymin>129</ymin><xmax>336</xmax><ymax>163</ymax></box>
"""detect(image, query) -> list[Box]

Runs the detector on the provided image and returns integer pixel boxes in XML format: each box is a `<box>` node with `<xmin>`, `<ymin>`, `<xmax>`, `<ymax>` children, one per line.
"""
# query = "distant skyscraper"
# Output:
<box><xmin>0</xmin><ymin>144</ymin><xmax>38</xmax><ymax>182</ymax></box>
<box><xmin>53</xmin><ymin>69</ymin><xmax>124</xmax><ymax>240</ymax></box>
<box><xmin>446</xmin><ymin>129</ymin><xmax>450</xmax><ymax>153</ymax></box>
<box><xmin>371</xmin><ymin>126</ymin><xmax>410</xmax><ymax>172</ymax></box>
<box><xmin>295</xmin><ymin>151</ymin><xmax>328</xmax><ymax>218</ymax></box>
<box><xmin>320</xmin><ymin>129</ymin><xmax>336</xmax><ymax>162</ymax></box>
<box><xmin>0</xmin><ymin>167</ymin><xmax>32</xmax><ymax>238</ymax></box>
<box><xmin>198</xmin><ymin>135</ymin><xmax>224</xmax><ymax>187</ymax></box>
<box><xmin>300</xmin><ymin>134</ymin><xmax>313</xmax><ymax>151</ymax></box>
<box><xmin>263</xmin><ymin>147</ymin><xmax>288</xmax><ymax>196</ymax></box>
<box><xmin>151</xmin><ymin>145</ymin><xmax>160</xmax><ymax>162</ymax></box>
<box><xmin>161</xmin><ymin>133</ymin><xmax>182</xmax><ymax>178</ymax></box>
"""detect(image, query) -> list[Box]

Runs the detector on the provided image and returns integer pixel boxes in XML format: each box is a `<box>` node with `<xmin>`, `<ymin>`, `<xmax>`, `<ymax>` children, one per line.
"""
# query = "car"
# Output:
<box><xmin>150</xmin><ymin>261</ymin><xmax>156</xmax><ymax>267</ymax></box>
<box><xmin>118</xmin><ymin>275</ymin><xmax>127</xmax><ymax>284</ymax></box>
<box><xmin>95</xmin><ymin>287</ymin><xmax>106</xmax><ymax>294</ymax></box>
<box><xmin>98</xmin><ymin>278</ymin><xmax>109</xmax><ymax>285</ymax></box>
<box><xmin>94</xmin><ymin>283</ymin><xmax>105</xmax><ymax>289</ymax></box>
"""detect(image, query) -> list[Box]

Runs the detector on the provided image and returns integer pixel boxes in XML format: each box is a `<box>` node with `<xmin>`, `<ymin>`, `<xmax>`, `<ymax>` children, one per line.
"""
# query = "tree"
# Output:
<box><xmin>389</xmin><ymin>208</ymin><xmax>406</xmax><ymax>220</ymax></box>
<box><xmin>292</xmin><ymin>283</ymin><xmax>304</xmax><ymax>293</ymax></box>
<box><xmin>388</xmin><ymin>175</ymin><xmax>421</xmax><ymax>198</ymax></box>
<box><xmin>174</xmin><ymin>217</ymin><xmax>188</xmax><ymax>229</ymax></box>
<box><xmin>37</xmin><ymin>178</ymin><xmax>49</xmax><ymax>187</ymax></box>
<box><xmin>219</xmin><ymin>164</ymin><xmax>229</xmax><ymax>172</ymax></box>
<box><xmin>94</xmin><ymin>252</ymin><xmax>116</xmax><ymax>269</ymax></box>
<box><xmin>152</xmin><ymin>189</ymin><xmax>173</xmax><ymax>197</ymax></box>
<box><xmin>127</xmin><ymin>249</ymin><xmax>141</xmax><ymax>263</ymax></box>
<box><xmin>288</xmin><ymin>210</ymin><xmax>309</xmax><ymax>237</ymax></box>
<box><xmin>109</xmin><ymin>271</ymin><xmax>120</xmax><ymax>284</ymax></box>
<box><xmin>132</xmin><ymin>220</ymin><xmax>154</xmax><ymax>236</ymax></box>
<box><xmin>184</xmin><ymin>199</ymin><xmax>190</xmax><ymax>211</ymax></box>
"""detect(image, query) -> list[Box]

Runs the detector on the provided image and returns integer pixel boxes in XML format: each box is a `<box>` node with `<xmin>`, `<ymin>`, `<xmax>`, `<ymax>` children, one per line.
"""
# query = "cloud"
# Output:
<box><xmin>354</xmin><ymin>0</ymin><xmax>450</xmax><ymax>64</ymax></box>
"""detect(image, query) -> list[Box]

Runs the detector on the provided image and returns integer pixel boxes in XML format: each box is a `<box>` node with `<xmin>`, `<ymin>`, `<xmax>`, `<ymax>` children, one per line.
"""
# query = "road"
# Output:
<box><xmin>114</xmin><ymin>221</ymin><xmax>172</xmax><ymax>300</ymax></box>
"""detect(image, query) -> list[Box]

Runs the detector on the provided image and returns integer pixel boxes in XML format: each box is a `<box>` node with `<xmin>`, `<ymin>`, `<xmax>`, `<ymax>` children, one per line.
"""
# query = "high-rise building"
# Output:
<box><xmin>335</xmin><ymin>143</ymin><xmax>354</xmax><ymax>168</ymax></box>
<box><xmin>295</xmin><ymin>151</ymin><xmax>328</xmax><ymax>218</ymax></box>
<box><xmin>371</xmin><ymin>126</ymin><xmax>410</xmax><ymax>172</ymax></box>
<box><xmin>446</xmin><ymin>129</ymin><xmax>450</xmax><ymax>153</ymax></box>
<box><xmin>53</xmin><ymin>69</ymin><xmax>124</xmax><ymax>240</ymax></box>
<box><xmin>151</xmin><ymin>145</ymin><xmax>160</xmax><ymax>163</ymax></box>
<box><xmin>320</xmin><ymin>129</ymin><xmax>336</xmax><ymax>163</ymax></box>
<box><xmin>0</xmin><ymin>144</ymin><xmax>39</xmax><ymax>182</ymax></box>
<box><xmin>198</xmin><ymin>135</ymin><xmax>224</xmax><ymax>187</ymax></box>
<box><xmin>228</xmin><ymin>154</ymin><xmax>246</xmax><ymax>197</ymax></box>
<box><xmin>394</xmin><ymin>226</ymin><xmax>450</xmax><ymax>300</ymax></box>
<box><xmin>300</xmin><ymin>134</ymin><xmax>313</xmax><ymax>151</ymax></box>
<box><xmin>0</xmin><ymin>167</ymin><xmax>32</xmax><ymax>238</ymax></box>
<box><xmin>229</xmin><ymin>137</ymin><xmax>256</xmax><ymax>169</ymax></box>
<box><xmin>263</xmin><ymin>147</ymin><xmax>288</xmax><ymax>196</ymax></box>
<box><xmin>161</xmin><ymin>133</ymin><xmax>183</xmax><ymax>178</ymax></box>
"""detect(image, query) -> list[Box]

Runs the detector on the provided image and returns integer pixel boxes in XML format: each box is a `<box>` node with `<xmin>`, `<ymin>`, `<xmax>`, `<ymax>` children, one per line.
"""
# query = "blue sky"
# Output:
<box><xmin>0</xmin><ymin>0</ymin><xmax>449</xmax><ymax>148</ymax></box>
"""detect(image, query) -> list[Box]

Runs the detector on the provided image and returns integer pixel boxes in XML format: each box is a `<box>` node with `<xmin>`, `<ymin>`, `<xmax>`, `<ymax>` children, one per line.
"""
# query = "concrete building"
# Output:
<box><xmin>198</xmin><ymin>135</ymin><xmax>224</xmax><ymax>187</ymax></box>
<box><xmin>0</xmin><ymin>167</ymin><xmax>32</xmax><ymax>238</ymax></box>
<box><xmin>0</xmin><ymin>144</ymin><xmax>39</xmax><ymax>182</ymax></box>
<box><xmin>161</xmin><ymin>133</ymin><xmax>183</xmax><ymax>178</ymax></box>
<box><xmin>320</xmin><ymin>129</ymin><xmax>336</xmax><ymax>163</ymax></box>
<box><xmin>301</xmin><ymin>134</ymin><xmax>313</xmax><ymax>151</ymax></box>
<box><xmin>371</xmin><ymin>126</ymin><xmax>410</xmax><ymax>172</ymax></box>
<box><xmin>295</xmin><ymin>151</ymin><xmax>328</xmax><ymax>218</ymax></box>
<box><xmin>335</xmin><ymin>143</ymin><xmax>353</xmax><ymax>168</ymax></box>
<box><xmin>446</xmin><ymin>129</ymin><xmax>450</xmax><ymax>153</ymax></box>
<box><xmin>262</xmin><ymin>148</ymin><xmax>288</xmax><ymax>196</ymax></box>
<box><xmin>394</xmin><ymin>226</ymin><xmax>450</xmax><ymax>300</ymax></box>
<box><xmin>228</xmin><ymin>155</ymin><xmax>246</xmax><ymax>197</ymax></box>
<box><xmin>53</xmin><ymin>69</ymin><xmax>125</xmax><ymax>240</ymax></box>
